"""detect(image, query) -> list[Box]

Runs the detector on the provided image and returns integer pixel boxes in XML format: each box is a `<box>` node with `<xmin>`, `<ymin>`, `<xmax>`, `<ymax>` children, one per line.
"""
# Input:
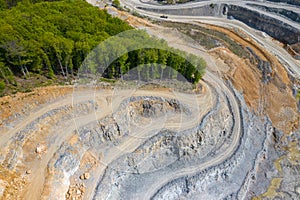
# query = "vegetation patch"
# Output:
<box><xmin>0</xmin><ymin>0</ymin><xmax>206</xmax><ymax>96</ymax></box>
<box><xmin>0</xmin><ymin>0</ymin><xmax>132</xmax><ymax>95</ymax></box>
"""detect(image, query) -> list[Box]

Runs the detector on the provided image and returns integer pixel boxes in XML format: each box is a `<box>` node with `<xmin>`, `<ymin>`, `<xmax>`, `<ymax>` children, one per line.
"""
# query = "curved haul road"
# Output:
<box><xmin>142</xmin><ymin>71</ymin><xmax>242</xmax><ymax>199</ymax></box>
<box><xmin>120</xmin><ymin>0</ymin><xmax>300</xmax><ymax>79</ymax></box>
<box><xmin>1</xmin><ymin>0</ymin><xmax>299</xmax><ymax>199</ymax></box>
<box><xmin>110</xmin><ymin>0</ymin><xmax>300</xmax><ymax>198</ymax></box>
<box><xmin>0</xmin><ymin>67</ymin><xmax>242</xmax><ymax>200</ymax></box>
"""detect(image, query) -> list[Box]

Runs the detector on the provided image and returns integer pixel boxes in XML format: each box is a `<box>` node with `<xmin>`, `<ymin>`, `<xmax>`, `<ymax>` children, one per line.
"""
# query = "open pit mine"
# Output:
<box><xmin>0</xmin><ymin>0</ymin><xmax>300</xmax><ymax>199</ymax></box>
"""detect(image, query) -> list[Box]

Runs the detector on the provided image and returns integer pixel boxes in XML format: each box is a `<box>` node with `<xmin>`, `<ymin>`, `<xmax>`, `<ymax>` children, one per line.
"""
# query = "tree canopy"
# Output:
<box><xmin>0</xmin><ymin>0</ymin><xmax>206</xmax><ymax>96</ymax></box>
<box><xmin>0</xmin><ymin>0</ymin><xmax>132</xmax><ymax>94</ymax></box>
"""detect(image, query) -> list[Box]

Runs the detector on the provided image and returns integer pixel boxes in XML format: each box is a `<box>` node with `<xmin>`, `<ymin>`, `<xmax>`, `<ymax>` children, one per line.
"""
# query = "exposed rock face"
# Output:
<box><xmin>140</xmin><ymin>3</ymin><xmax>299</xmax><ymax>45</ymax></box>
<box><xmin>138</xmin><ymin>5</ymin><xmax>226</xmax><ymax>17</ymax></box>
<box><xmin>91</xmin><ymin>86</ymin><xmax>285</xmax><ymax>200</ymax></box>
<box><xmin>131</xmin><ymin>97</ymin><xmax>190</xmax><ymax>117</ymax></box>
<box><xmin>227</xmin><ymin>5</ymin><xmax>299</xmax><ymax>45</ymax></box>
<box><xmin>246</xmin><ymin>47</ymin><xmax>272</xmax><ymax>83</ymax></box>
<box><xmin>267</xmin><ymin>0</ymin><xmax>300</xmax><ymax>6</ymax></box>
<box><xmin>247</xmin><ymin>3</ymin><xmax>300</xmax><ymax>24</ymax></box>
<box><xmin>0</xmin><ymin>7</ymin><xmax>299</xmax><ymax>198</ymax></box>
<box><xmin>0</xmin><ymin>81</ymin><xmax>298</xmax><ymax>199</ymax></box>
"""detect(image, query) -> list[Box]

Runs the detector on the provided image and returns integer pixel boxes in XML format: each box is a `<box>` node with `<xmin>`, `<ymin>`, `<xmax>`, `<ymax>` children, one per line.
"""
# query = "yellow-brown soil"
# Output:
<box><xmin>204</xmin><ymin>24</ymin><xmax>298</xmax><ymax>134</ymax></box>
<box><xmin>0</xmin><ymin>86</ymin><xmax>73</xmax><ymax>127</ymax></box>
<box><xmin>0</xmin><ymin>165</ymin><xmax>27</xmax><ymax>200</ymax></box>
<box><xmin>212</xmin><ymin>47</ymin><xmax>298</xmax><ymax>133</ymax></box>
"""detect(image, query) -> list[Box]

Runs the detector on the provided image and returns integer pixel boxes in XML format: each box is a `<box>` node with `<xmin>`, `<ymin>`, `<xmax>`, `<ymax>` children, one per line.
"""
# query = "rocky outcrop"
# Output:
<box><xmin>227</xmin><ymin>5</ymin><xmax>299</xmax><ymax>44</ymax></box>
<box><xmin>140</xmin><ymin>3</ymin><xmax>299</xmax><ymax>45</ymax></box>
<box><xmin>246</xmin><ymin>47</ymin><xmax>272</xmax><ymax>83</ymax></box>
<box><xmin>267</xmin><ymin>0</ymin><xmax>300</xmax><ymax>6</ymax></box>
<box><xmin>138</xmin><ymin>5</ymin><xmax>226</xmax><ymax>17</ymax></box>
<box><xmin>247</xmin><ymin>3</ymin><xmax>300</xmax><ymax>23</ymax></box>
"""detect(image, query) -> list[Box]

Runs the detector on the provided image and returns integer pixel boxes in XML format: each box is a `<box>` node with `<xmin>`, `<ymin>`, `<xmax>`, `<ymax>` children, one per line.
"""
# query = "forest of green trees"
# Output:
<box><xmin>104</xmin><ymin>48</ymin><xmax>206</xmax><ymax>83</ymax></box>
<box><xmin>81</xmin><ymin>29</ymin><xmax>207</xmax><ymax>84</ymax></box>
<box><xmin>0</xmin><ymin>0</ymin><xmax>206</xmax><ymax>95</ymax></box>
